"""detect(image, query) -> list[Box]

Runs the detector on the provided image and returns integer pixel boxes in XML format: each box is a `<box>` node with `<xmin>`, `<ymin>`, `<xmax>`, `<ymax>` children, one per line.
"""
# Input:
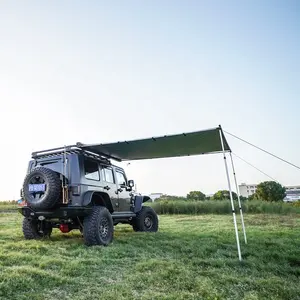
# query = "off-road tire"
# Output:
<box><xmin>83</xmin><ymin>206</ymin><xmax>114</xmax><ymax>246</ymax></box>
<box><xmin>22</xmin><ymin>167</ymin><xmax>61</xmax><ymax>209</ymax></box>
<box><xmin>132</xmin><ymin>206</ymin><xmax>158</xmax><ymax>232</ymax></box>
<box><xmin>22</xmin><ymin>218</ymin><xmax>52</xmax><ymax>239</ymax></box>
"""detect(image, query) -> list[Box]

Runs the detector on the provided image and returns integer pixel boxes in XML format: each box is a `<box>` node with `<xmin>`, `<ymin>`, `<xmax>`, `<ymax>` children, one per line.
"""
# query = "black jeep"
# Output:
<box><xmin>18</xmin><ymin>145</ymin><xmax>158</xmax><ymax>246</ymax></box>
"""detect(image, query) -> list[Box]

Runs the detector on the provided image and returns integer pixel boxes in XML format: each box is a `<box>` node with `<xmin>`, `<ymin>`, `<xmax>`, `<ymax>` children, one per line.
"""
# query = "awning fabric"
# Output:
<box><xmin>77</xmin><ymin>127</ymin><xmax>231</xmax><ymax>162</ymax></box>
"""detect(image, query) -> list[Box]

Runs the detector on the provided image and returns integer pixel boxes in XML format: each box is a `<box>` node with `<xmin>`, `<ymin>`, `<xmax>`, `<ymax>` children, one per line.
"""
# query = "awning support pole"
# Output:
<box><xmin>219</xmin><ymin>128</ymin><xmax>242</xmax><ymax>261</ymax></box>
<box><xmin>230</xmin><ymin>152</ymin><xmax>247</xmax><ymax>244</ymax></box>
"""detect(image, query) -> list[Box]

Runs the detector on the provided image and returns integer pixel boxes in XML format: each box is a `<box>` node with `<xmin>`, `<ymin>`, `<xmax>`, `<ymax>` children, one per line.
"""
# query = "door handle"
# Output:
<box><xmin>115</xmin><ymin>188</ymin><xmax>123</xmax><ymax>194</ymax></box>
<box><xmin>103</xmin><ymin>186</ymin><xmax>111</xmax><ymax>190</ymax></box>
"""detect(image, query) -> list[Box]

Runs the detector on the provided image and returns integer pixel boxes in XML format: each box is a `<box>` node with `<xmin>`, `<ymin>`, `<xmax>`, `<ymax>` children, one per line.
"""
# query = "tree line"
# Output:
<box><xmin>185</xmin><ymin>181</ymin><xmax>286</xmax><ymax>202</ymax></box>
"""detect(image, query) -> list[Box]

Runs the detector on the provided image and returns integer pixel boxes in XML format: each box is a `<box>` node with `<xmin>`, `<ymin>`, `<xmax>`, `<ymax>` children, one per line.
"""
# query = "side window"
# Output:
<box><xmin>116</xmin><ymin>171</ymin><xmax>127</xmax><ymax>186</ymax></box>
<box><xmin>84</xmin><ymin>159</ymin><xmax>100</xmax><ymax>181</ymax></box>
<box><xmin>103</xmin><ymin>167</ymin><xmax>115</xmax><ymax>183</ymax></box>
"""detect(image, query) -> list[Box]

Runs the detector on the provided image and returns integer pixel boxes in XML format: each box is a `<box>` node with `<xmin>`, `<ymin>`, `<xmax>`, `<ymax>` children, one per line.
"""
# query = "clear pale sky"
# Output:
<box><xmin>0</xmin><ymin>1</ymin><xmax>299</xmax><ymax>200</ymax></box>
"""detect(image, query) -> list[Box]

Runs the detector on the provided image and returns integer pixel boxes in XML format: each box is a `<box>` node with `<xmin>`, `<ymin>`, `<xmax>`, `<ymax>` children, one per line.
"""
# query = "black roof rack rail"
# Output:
<box><xmin>81</xmin><ymin>150</ymin><xmax>111</xmax><ymax>165</ymax></box>
<box><xmin>31</xmin><ymin>145</ymin><xmax>112</xmax><ymax>165</ymax></box>
<box><xmin>32</xmin><ymin>145</ymin><xmax>79</xmax><ymax>158</ymax></box>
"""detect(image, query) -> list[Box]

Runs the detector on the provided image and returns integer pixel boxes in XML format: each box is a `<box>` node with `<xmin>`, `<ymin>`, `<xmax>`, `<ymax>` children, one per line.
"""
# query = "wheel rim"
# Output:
<box><xmin>99</xmin><ymin>217</ymin><xmax>109</xmax><ymax>240</ymax></box>
<box><xmin>28</xmin><ymin>175</ymin><xmax>46</xmax><ymax>201</ymax></box>
<box><xmin>144</xmin><ymin>215</ymin><xmax>153</xmax><ymax>229</ymax></box>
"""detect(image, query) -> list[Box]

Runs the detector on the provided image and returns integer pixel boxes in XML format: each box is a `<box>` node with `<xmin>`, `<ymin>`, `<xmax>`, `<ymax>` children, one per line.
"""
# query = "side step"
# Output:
<box><xmin>112</xmin><ymin>212</ymin><xmax>136</xmax><ymax>220</ymax></box>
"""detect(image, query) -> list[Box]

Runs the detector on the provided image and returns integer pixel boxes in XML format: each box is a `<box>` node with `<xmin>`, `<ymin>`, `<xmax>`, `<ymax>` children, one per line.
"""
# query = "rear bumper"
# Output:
<box><xmin>18</xmin><ymin>206</ymin><xmax>92</xmax><ymax>219</ymax></box>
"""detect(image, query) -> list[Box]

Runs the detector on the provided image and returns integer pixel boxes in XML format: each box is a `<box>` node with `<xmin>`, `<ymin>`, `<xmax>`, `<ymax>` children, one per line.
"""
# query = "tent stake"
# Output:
<box><xmin>230</xmin><ymin>152</ymin><xmax>247</xmax><ymax>244</ymax></box>
<box><xmin>219</xmin><ymin>128</ymin><xmax>242</xmax><ymax>261</ymax></box>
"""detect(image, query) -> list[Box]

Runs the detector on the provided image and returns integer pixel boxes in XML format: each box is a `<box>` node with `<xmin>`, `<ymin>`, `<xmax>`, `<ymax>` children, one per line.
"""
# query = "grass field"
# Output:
<box><xmin>150</xmin><ymin>199</ymin><xmax>300</xmax><ymax>215</ymax></box>
<box><xmin>1</xmin><ymin>212</ymin><xmax>300</xmax><ymax>300</ymax></box>
<box><xmin>3</xmin><ymin>199</ymin><xmax>300</xmax><ymax>215</ymax></box>
<box><xmin>0</xmin><ymin>201</ymin><xmax>18</xmax><ymax>211</ymax></box>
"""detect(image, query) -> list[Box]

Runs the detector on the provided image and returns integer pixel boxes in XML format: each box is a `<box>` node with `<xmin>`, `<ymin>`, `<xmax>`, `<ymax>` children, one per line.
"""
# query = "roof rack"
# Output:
<box><xmin>32</xmin><ymin>145</ymin><xmax>78</xmax><ymax>158</ymax></box>
<box><xmin>31</xmin><ymin>145</ymin><xmax>112</xmax><ymax>165</ymax></box>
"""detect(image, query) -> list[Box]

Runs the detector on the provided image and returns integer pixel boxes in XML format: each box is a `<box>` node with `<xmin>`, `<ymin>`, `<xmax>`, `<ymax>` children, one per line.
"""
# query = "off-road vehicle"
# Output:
<box><xmin>18</xmin><ymin>145</ymin><xmax>158</xmax><ymax>246</ymax></box>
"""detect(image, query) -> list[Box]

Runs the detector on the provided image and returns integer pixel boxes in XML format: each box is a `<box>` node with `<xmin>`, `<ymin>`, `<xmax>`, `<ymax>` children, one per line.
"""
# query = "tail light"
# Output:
<box><xmin>59</xmin><ymin>224</ymin><xmax>70</xmax><ymax>233</ymax></box>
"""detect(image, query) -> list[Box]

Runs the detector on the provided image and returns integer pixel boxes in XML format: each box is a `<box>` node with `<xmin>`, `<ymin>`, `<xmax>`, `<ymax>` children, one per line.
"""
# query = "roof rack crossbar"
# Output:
<box><xmin>32</xmin><ymin>145</ymin><xmax>78</xmax><ymax>158</ymax></box>
<box><xmin>32</xmin><ymin>145</ymin><xmax>114</xmax><ymax>164</ymax></box>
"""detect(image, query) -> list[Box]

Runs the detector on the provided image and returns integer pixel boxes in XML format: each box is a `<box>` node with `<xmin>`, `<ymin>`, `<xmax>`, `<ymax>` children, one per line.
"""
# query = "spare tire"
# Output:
<box><xmin>22</xmin><ymin>167</ymin><xmax>61</xmax><ymax>209</ymax></box>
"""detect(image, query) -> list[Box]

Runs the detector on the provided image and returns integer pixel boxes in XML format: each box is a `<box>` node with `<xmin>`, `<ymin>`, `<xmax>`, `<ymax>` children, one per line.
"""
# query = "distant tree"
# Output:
<box><xmin>240</xmin><ymin>196</ymin><xmax>248</xmax><ymax>201</ymax></box>
<box><xmin>186</xmin><ymin>191</ymin><xmax>206</xmax><ymax>201</ymax></box>
<box><xmin>255</xmin><ymin>181</ymin><xmax>286</xmax><ymax>202</ymax></box>
<box><xmin>248</xmin><ymin>193</ymin><xmax>258</xmax><ymax>201</ymax></box>
<box><xmin>213</xmin><ymin>190</ymin><xmax>238</xmax><ymax>200</ymax></box>
<box><xmin>159</xmin><ymin>194</ymin><xmax>185</xmax><ymax>201</ymax></box>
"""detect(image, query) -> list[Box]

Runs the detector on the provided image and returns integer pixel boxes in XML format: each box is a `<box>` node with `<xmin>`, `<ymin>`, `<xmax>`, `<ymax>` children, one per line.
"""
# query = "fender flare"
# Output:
<box><xmin>133</xmin><ymin>195</ymin><xmax>152</xmax><ymax>213</ymax></box>
<box><xmin>83</xmin><ymin>191</ymin><xmax>114</xmax><ymax>213</ymax></box>
<box><xmin>83</xmin><ymin>191</ymin><xmax>95</xmax><ymax>206</ymax></box>
<box><xmin>142</xmin><ymin>196</ymin><xmax>151</xmax><ymax>203</ymax></box>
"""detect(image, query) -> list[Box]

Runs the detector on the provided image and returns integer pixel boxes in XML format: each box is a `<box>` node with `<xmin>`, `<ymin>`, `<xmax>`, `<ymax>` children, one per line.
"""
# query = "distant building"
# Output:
<box><xmin>284</xmin><ymin>186</ymin><xmax>300</xmax><ymax>202</ymax></box>
<box><xmin>285</xmin><ymin>185</ymin><xmax>300</xmax><ymax>191</ymax></box>
<box><xmin>239</xmin><ymin>183</ymin><xmax>300</xmax><ymax>201</ymax></box>
<box><xmin>239</xmin><ymin>183</ymin><xmax>258</xmax><ymax>197</ymax></box>
<box><xmin>149</xmin><ymin>193</ymin><xmax>164</xmax><ymax>201</ymax></box>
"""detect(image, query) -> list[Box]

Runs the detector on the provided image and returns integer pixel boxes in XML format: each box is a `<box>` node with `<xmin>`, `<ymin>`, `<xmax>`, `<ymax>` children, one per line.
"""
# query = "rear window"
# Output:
<box><xmin>35</xmin><ymin>160</ymin><xmax>62</xmax><ymax>174</ymax></box>
<box><xmin>84</xmin><ymin>159</ymin><xmax>100</xmax><ymax>181</ymax></box>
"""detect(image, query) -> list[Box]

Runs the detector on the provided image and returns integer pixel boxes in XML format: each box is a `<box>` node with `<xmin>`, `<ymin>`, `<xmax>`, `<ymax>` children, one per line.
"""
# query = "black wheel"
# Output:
<box><xmin>83</xmin><ymin>206</ymin><xmax>114</xmax><ymax>246</ymax></box>
<box><xmin>22</xmin><ymin>218</ymin><xmax>52</xmax><ymax>239</ymax></box>
<box><xmin>132</xmin><ymin>206</ymin><xmax>158</xmax><ymax>232</ymax></box>
<box><xmin>22</xmin><ymin>167</ymin><xmax>61</xmax><ymax>209</ymax></box>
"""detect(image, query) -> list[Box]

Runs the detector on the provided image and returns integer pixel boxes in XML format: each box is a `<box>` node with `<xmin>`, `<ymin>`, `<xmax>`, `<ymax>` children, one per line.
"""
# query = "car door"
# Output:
<box><xmin>100</xmin><ymin>166</ymin><xmax>119</xmax><ymax>211</ymax></box>
<box><xmin>114</xmin><ymin>168</ymin><xmax>132</xmax><ymax>212</ymax></box>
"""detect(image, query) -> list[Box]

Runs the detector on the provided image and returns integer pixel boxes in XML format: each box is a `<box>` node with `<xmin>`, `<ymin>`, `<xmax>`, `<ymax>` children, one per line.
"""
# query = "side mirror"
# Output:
<box><xmin>128</xmin><ymin>180</ymin><xmax>134</xmax><ymax>188</ymax></box>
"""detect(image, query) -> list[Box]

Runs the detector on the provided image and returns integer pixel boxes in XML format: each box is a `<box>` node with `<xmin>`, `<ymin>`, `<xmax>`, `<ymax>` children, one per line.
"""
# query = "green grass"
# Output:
<box><xmin>150</xmin><ymin>200</ymin><xmax>300</xmax><ymax>215</ymax></box>
<box><xmin>2</xmin><ymin>200</ymin><xmax>300</xmax><ymax>215</ymax></box>
<box><xmin>0</xmin><ymin>201</ymin><xmax>18</xmax><ymax>212</ymax></box>
<box><xmin>1</xmin><ymin>212</ymin><xmax>300</xmax><ymax>299</ymax></box>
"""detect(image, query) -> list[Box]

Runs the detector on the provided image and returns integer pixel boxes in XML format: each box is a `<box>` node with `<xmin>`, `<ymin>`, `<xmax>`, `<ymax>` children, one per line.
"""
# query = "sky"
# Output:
<box><xmin>0</xmin><ymin>0</ymin><xmax>299</xmax><ymax>200</ymax></box>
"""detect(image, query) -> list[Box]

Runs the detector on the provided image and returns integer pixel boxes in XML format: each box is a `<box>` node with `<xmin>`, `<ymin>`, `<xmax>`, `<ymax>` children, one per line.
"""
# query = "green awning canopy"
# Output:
<box><xmin>77</xmin><ymin>126</ymin><xmax>231</xmax><ymax>162</ymax></box>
